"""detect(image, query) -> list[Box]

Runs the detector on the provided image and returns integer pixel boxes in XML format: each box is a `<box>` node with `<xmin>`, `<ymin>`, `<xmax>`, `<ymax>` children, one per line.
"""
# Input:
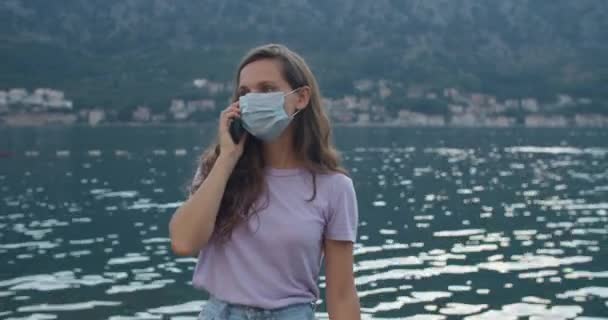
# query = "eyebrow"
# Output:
<box><xmin>238</xmin><ymin>80</ymin><xmax>279</xmax><ymax>91</ymax></box>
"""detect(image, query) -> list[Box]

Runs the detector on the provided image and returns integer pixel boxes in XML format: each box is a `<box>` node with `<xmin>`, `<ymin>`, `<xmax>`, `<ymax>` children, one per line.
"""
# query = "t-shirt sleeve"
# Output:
<box><xmin>325</xmin><ymin>175</ymin><xmax>359</xmax><ymax>242</ymax></box>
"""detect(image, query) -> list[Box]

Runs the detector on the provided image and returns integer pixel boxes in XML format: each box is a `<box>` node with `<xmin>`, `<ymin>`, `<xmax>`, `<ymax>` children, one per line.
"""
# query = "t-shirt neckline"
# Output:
<box><xmin>265</xmin><ymin>166</ymin><xmax>305</xmax><ymax>177</ymax></box>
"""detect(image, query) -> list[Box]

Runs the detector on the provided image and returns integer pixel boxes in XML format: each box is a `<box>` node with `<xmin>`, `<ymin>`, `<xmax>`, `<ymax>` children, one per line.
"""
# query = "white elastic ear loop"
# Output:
<box><xmin>284</xmin><ymin>87</ymin><xmax>304</xmax><ymax>118</ymax></box>
<box><xmin>284</xmin><ymin>87</ymin><xmax>302</xmax><ymax>97</ymax></box>
<box><xmin>291</xmin><ymin>108</ymin><xmax>302</xmax><ymax>118</ymax></box>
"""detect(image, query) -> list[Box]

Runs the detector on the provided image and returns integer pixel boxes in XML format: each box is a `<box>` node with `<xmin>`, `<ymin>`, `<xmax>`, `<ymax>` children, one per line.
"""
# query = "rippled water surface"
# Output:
<box><xmin>1</xmin><ymin>126</ymin><xmax>607</xmax><ymax>319</ymax></box>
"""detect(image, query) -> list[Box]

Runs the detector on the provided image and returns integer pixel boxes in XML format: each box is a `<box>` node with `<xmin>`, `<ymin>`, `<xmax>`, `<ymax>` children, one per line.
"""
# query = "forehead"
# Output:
<box><xmin>239</xmin><ymin>59</ymin><xmax>286</xmax><ymax>87</ymax></box>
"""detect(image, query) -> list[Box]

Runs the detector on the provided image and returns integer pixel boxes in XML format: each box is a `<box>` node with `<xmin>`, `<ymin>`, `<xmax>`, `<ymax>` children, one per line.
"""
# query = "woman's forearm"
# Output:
<box><xmin>169</xmin><ymin>155</ymin><xmax>237</xmax><ymax>256</ymax></box>
<box><xmin>327</xmin><ymin>288</ymin><xmax>361</xmax><ymax>320</ymax></box>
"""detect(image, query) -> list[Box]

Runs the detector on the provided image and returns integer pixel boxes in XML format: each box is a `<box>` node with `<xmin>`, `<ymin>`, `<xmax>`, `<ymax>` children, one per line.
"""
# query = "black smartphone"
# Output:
<box><xmin>229</xmin><ymin>118</ymin><xmax>245</xmax><ymax>144</ymax></box>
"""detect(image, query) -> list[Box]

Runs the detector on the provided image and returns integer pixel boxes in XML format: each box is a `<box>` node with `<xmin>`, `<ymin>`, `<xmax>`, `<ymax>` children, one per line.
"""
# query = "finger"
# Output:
<box><xmin>221</xmin><ymin>109</ymin><xmax>237</xmax><ymax>122</ymax></box>
<box><xmin>226</xmin><ymin>110</ymin><xmax>240</xmax><ymax>119</ymax></box>
<box><xmin>221</xmin><ymin>111</ymin><xmax>240</xmax><ymax>127</ymax></box>
<box><xmin>223</xmin><ymin>107</ymin><xmax>239</xmax><ymax>116</ymax></box>
<box><xmin>237</xmin><ymin>132</ymin><xmax>248</xmax><ymax>146</ymax></box>
<box><xmin>222</xmin><ymin>102</ymin><xmax>238</xmax><ymax>113</ymax></box>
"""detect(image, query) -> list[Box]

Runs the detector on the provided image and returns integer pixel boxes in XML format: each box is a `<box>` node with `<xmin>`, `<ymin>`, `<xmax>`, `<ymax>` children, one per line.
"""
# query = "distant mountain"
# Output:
<box><xmin>1</xmin><ymin>0</ymin><xmax>607</xmax><ymax>113</ymax></box>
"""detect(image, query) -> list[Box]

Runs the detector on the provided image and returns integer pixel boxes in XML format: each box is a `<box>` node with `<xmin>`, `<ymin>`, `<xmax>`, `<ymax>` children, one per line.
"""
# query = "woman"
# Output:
<box><xmin>169</xmin><ymin>44</ymin><xmax>360</xmax><ymax>320</ymax></box>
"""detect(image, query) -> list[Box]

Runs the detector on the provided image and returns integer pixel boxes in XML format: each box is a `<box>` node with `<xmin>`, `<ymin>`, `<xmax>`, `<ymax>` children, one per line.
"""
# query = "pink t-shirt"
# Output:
<box><xmin>191</xmin><ymin>167</ymin><xmax>358</xmax><ymax>309</ymax></box>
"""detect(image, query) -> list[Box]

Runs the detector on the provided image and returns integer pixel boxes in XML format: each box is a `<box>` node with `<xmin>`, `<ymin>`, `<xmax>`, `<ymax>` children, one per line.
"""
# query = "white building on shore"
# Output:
<box><xmin>88</xmin><ymin>109</ymin><xmax>106</xmax><ymax>125</ymax></box>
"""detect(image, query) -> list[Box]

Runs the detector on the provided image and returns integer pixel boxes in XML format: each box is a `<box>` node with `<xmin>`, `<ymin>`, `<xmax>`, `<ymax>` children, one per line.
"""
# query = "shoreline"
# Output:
<box><xmin>1</xmin><ymin>121</ymin><xmax>607</xmax><ymax>129</ymax></box>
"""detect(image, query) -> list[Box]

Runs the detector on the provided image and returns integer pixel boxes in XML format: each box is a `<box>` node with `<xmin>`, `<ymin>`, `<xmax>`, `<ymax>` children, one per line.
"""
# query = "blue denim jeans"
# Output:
<box><xmin>198</xmin><ymin>296</ymin><xmax>316</xmax><ymax>320</ymax></box>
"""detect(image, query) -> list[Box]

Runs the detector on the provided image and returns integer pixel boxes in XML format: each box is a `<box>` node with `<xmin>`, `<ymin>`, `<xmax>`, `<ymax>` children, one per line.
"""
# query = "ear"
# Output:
<box><xmin>296</xmin><ymin>86</ymin><xmax>311</xmax><ymax>110</ymax></box>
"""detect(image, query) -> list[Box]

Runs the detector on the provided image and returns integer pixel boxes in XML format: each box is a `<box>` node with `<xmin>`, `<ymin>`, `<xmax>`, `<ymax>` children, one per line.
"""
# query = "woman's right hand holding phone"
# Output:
<box><xmin>218</xmin><ymin>102</ymin><xmax>247</xmax><ymax>165</ymax></box>
<box><xmin>170</xmin><ymin>102</ymin><xmax>247</xmax><ymax>256</ymax></box>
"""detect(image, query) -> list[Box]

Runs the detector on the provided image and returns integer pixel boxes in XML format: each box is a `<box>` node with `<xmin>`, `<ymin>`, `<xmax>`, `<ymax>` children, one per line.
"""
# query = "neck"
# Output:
<box><xmin>263</xmin><ymin>128</ymin><xmax>300</xmax><ymax>169</ymax></box>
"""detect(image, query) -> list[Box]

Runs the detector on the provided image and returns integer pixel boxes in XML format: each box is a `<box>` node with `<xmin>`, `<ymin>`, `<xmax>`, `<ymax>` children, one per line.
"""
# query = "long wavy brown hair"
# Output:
<box><xmin>190</xmin><ymin>44</ymin><xmax>346</xmax><ymax>242</ymax></box>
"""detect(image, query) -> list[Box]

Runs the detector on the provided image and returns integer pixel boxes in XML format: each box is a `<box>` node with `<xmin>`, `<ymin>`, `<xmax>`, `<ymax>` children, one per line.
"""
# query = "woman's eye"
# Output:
<box><xmin>262</xmin><ymin>87</ymin><xmax>276</xmax><ymax>93</ymax></box>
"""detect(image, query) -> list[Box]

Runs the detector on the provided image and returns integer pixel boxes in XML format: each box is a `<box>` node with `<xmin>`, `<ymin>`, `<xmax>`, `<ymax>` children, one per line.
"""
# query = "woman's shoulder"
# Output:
<box><xmin>316</xmin><ymin>170</ymin><xmax>354</xmax><ymax>190</ymax></box>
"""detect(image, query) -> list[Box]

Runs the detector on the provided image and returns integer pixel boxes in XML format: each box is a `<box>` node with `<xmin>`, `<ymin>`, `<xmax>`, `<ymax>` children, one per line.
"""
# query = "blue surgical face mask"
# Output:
<box><xmin>239</xmin><ymin>88</ymin><xmax>302</xmax><ymax>142</ymax></box>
